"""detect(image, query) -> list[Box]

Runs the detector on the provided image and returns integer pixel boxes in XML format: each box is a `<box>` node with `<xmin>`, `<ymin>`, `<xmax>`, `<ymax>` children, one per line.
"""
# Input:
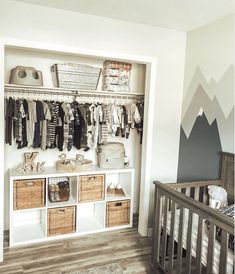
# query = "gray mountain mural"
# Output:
<box><xmin>177</xmin><ymin>113</ymin><xmax>222</xmax><ymax>181</ymax></box>
<box><xmin>182</xmin><ymin>65</ymin><xmax>234</xmax><ymax>120</ymax></box>
<box><xmin>182</xmin><ymin>84</ymin><xmax>234</xmax><ymax>152</ymax></box>
<box><xmin>178</xmin><ymin>64</ymin><xmax>234</xmax><ymax>181</ymax></box>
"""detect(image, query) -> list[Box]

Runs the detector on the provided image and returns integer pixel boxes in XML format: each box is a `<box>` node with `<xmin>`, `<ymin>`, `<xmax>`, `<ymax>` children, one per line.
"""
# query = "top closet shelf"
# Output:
<box><xmin>4</xmin><ymin>84</ymin><xmax>145</xmax><ymax>98</ymax></box>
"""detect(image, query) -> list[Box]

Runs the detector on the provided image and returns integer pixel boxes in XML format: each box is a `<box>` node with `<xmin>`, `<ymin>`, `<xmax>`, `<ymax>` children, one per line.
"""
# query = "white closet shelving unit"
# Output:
<box><xmin>9</xmin><ymin>166</ymin><xmax>134</xmax><ymax>247</ymax></box>
<box><xmin>0</xmin><ymin>37</ymin><xmax>157</xmax><ymax>261</ymax></box>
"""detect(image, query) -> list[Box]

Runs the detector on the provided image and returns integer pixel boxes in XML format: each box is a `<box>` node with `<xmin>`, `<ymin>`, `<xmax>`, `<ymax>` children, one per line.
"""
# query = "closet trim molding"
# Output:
<box><xmin>0</xmin><ymin>36</ymin><xmax>157</xmax><ymax>241</ymax></box>
<box><xmin>0</xmin><ymin>41</ymin><xmax>4</xmax><ymax>263</ymax></box>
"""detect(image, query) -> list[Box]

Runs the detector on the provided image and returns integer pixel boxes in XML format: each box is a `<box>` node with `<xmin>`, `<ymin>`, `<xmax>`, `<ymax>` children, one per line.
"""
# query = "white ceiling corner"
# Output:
<box><xmin>12</xmin><ymin>0</ymin><xmax>234</xmax><ymax>31</ymax></box>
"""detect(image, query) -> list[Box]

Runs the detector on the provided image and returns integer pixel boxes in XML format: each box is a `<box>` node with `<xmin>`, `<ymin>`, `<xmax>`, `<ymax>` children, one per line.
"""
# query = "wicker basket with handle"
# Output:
<box><xmin>78</xmin><ymin>174</ymin><xmax>105</xmax><ymax>202</ymax></box>
<box><xmin>13</xmin><ymin>179</ymin><xmax>45</xmax><ymax>210</ymax></box>
<box><xmin>47</xmin><ymin>206</ymin><xmax>76</xmax><ymax>236</ymax></box>
<box><xmin>106</xmin><ymin>200</ymin><xmax>130</xmax><ymax>227</ymax></box>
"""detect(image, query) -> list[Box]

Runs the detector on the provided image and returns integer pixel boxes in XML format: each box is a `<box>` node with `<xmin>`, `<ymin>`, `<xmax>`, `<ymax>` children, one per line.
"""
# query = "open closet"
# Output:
<box><xmin>0</xmin><ymin>39</ymin><xmax>157</xmax><ymax>259</ymax></box>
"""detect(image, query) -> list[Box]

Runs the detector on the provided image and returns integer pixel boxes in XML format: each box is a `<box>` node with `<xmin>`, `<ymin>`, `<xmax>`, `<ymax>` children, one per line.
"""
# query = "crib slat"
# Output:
<box><xmin>168</xmin><ymin>201</ymin><xmax>176</xmax><ymax>272</ymax></box>
<box><xmin>161</xmin><ymin>197</ymin><xmax>169</xmax><ymax>270</ymax></box>
<box><xmin>219</xmin><ymin>230</ymin><xmax>228</xmax><ymax>274</ymax></box>
<box><xmin>177</xmin><ymin>206</ymin><xmax>184</xmax><ymax>274</ymax></box>
<box><xmin>151</xmin><ymin>188</ymin><xmax>162</xmax><ymax>265</ymax></box>
<box><xmin>194</xmin><ymin>187</ymin><xmax>200</xmax><ymax>201</ymax></box>
<box><xmin>196</xmin><ymin>216</ymin><xmax>203</xmax><ymax>274</ymax></box>
<box><xmin>185</xmin><ymin>187</ymin><xmax>190</xmax><ymax>197</ymax></box>
<box><xmin>185</xmin><ymin>211</ymin><xmax>193</xmax><ymax>274</ymax></box>
<box><xmin>203</xmin><ymin>186</ymin><xmax>208</xmax><ymax>205</ymax></box>
<box><xmin>206</xmin><ymin>223</ymin><xmax>215</xmax><ymax>274</ymax></box>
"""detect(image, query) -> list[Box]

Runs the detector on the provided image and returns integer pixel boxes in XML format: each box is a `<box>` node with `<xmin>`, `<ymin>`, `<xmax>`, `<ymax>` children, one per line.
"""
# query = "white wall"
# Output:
<box><xmin>0</xmin><ymin>0</ymin><xmax>186</xmax><ymax>230</ymax></box>
<box><xmin>183</xmin><ymin>15</ymin><xmax>234</xmax><ymax>99</ymax></box>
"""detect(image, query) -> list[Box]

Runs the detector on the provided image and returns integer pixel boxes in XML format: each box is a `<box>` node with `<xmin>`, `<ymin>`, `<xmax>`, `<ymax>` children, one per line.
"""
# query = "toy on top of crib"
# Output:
<box><xmin>208</xmin><ymin>185</ymin><xmax>228</xmax><ymax>209</ymax></box>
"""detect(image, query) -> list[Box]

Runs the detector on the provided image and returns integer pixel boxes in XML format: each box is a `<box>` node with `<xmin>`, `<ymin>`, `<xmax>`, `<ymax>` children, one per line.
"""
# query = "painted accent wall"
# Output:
<box><xmin>178</xmin><ymin>15</ymin><xmax>234</xmax><ymax>182</ymax></box>
<box><xmin>0</xmin><ymin>0</ymin><xmax>186</xmax><ymax>230</ymax></box>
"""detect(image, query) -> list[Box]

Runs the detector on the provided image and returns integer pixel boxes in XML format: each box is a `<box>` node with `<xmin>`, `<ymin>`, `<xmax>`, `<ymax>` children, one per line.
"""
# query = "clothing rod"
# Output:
<box><xmin>4</xmin><ymin>85</ymin><xmax>144</xmax><ymax>99</ymax></box>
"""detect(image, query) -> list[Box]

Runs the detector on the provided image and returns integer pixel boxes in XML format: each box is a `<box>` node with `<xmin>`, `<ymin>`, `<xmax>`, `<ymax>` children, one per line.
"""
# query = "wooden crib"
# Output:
<box><xmin>151</xmin><ymin>152</ymin><xmax>234</xmax><ymax>274</ymax></box>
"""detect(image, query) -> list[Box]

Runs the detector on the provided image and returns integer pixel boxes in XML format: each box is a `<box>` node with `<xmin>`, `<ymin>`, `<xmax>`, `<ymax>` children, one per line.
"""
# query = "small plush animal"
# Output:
<box><xmin>208</xmin><ymin>185</ymin><xmax>228</xmax><ymax>209</ymax></box>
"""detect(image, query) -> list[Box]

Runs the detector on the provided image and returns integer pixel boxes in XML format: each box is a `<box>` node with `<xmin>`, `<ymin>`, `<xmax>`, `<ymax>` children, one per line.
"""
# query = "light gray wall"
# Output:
<box><xmin>178</xmin><ymin>15</ymin><xmax>234</xmax><ymax>181</ymax></box>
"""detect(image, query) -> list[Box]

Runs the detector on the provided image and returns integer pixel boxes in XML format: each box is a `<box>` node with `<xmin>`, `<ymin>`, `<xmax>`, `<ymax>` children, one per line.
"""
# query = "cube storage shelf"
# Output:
<box><xmin>9</xmin><ymin>166</ymin><xmax>134</xmax><ymax>247</ymax></box>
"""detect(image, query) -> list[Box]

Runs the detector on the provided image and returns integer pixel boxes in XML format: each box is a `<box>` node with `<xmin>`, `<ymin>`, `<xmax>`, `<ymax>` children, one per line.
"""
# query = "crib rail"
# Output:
<box><xmin>151</xmin><ymin>180</ymin><xmax>234</xmax><ymax>274</ymax></box>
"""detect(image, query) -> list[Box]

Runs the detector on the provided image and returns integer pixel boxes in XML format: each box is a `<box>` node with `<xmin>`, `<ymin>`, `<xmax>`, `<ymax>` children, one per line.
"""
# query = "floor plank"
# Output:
<box><xmin>0</xmin><ymin>228</ymin><xmax>151</xmax><ymax>273</ymax></box>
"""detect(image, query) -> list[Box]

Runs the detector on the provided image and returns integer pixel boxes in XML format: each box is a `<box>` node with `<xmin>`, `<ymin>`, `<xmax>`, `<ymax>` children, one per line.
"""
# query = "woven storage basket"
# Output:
<box><xmin>78</xmin><ymin>174</ymin><xmax>105</xmax><ymax>202</ymax></box>
<box><xmin>56</xmin><ymin>159</ymin><xmax>92</xmax><ymax>173</ymax></box>
<box><xmin>51</xmin><ymin>63</ymin><xmax>101</xmax><ymax>90</ymax></box>
<box><xmin>106</xmin><ymin>200</ymin><xmax>130</xmax><ymax>227</ymax></box>
<box><xmin>47</xmin><ymin>206</ymin><xmax>76</xmax><ymax>236</ymax></box>
<box><xmin>13</xmin><ymin>179</ymin><xmax>45</xmax><ymax>210</ymax></box>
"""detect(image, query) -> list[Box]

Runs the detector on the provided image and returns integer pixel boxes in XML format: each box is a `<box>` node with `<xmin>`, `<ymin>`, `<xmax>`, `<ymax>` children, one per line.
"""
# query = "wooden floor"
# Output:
<box><xmin>0</xmin><ymin>228</ymin><xmax>151</xmax><ymax>274</ymax></box>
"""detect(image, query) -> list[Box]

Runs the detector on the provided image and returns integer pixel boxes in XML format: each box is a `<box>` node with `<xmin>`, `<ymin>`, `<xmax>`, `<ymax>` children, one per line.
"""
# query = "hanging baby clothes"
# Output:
<box><xmin>67</xmin><ymin>103</ymin><xmax>74</xmax><ymax>151</ymax></box>
<box><xmin>100</xmin><ymin>104</ymin><xmax>110</xmax><ymax>144</ymax></box>
<box><xmin>13</xmin><ymin>99</ymin><xmax>22</xmax><ymax>148</ymax></box>
<box><xmin>82</xmin><ymin>103</ymin><xmax>93</xmax><ymax>151</ymax></box>
<box><xmin>94</xmin><ymin>104</ymin><xmax>103</xmax><ymax>146</ymax></box>
<box><xmin>122</xmin><ymin>105</ymin><xmax>130</xmax><ymax>139</ymax></box>
<box><xmin>47</xmin><ymin>101</ymin><xmax>59</xmax><ymax>148</ymax></box>
<box><xmin>78</xmin><ymin>104</ymin><xmax>88</xmax><ymax>149</ymax></box>
<box><xmin>55</xmin><ymin>102</ymin><xmax>64</xmax><ymax>151</ymax></box>
<box><xmin>33</xmin><ymin>100</ymin><xmax>45</xmax><ymax>148</ymax></box>
<box><xmin>128</xmin><ymin>102</ymin><xmax>143</xmax><ymax>144</ymax></box>
<box><xmin>72</xmin><ymin>101</ymin><xmax>84</xmax><ymax>150</ymax></box>
<box><xmin>61</xmin><ymin>102</ymin><xmax>70</xmax><ymax>151</ymax></box>
<box><xmin>5</xmin><ymin>97</ymin><xmax>15</xmax><ymax>145</ymax></box>
<box><xmin>136</xmin><ymin>102</ymin><xmax>144</xmax><ymax>144</ymax></box>
<box><xmin>85</xmin><ymin>103</ymin><xmax>95</xmax><ymax>151</ymax></box>
<box><xmin>21</xmin><ymin>99</ymin><xmax>28</xmax><ymax>149</ymax></box>
<box><xmin>27</xmin><ymin>100</ymin><xmax>37</xmax><ymax>147</ymax></box>
<box><xmin>41</xmin><ymin>101</ymin><xmax>52</xmax><ymax>151</ymax></box>
<box><xmin>5</xmin><ymin>96</ymin><xmax>144</xmax><ymax>151</ymax></box>
<box><xmin>111</xmin><ymin>104</ymin><xmax>120</xmax><ymax>136</ymax></box>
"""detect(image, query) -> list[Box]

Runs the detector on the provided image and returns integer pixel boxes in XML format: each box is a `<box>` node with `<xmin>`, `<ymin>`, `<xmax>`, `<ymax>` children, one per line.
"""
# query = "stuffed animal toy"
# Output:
<box><xmin>208</xmin><ymin>185</ymin><xmax>228</xmax><ymax>209</ymax></box>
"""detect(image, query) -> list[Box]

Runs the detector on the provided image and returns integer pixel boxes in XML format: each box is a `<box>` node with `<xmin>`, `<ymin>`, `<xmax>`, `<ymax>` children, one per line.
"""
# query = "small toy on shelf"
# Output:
<box><xmin>16</xmin><ymin>162</ymin><xmax>32</xmax><ymax>174</ymax></box>
<box><xmin>24</xmin><ymin>152</ymin><xmax>39</xmax><ymax>171</ymax></box>
<box><xmin>107</xmin><ymin>182</ymin><xmax>126</xmax><ymax>197</ymax></box>
<box><xmin>17</xmin><ymin>152</ymin><xmax>46</xmax><ymax>174</ymax></box>
<box><xmin>59</xmin><ymin>153</ymin><xmax>70</xmax><ymax>164</ymax></box>
<box><xmin>37</xmin><ymin>162</ymin><xmax>45</xmax><ymax>172</ymax></box>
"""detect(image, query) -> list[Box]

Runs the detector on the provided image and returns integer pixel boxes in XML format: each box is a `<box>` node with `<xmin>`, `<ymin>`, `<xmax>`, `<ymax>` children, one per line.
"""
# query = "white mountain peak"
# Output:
<box><xmin>197</xmin><ymin>107</ymin><xmax>204</xmax><ymax>117</ymax></box>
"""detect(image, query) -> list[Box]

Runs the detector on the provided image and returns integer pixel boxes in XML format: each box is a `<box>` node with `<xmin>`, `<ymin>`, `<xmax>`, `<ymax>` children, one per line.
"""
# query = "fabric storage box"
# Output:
<box><xmin>51</xmin><ymin>63</ymin><xmax>101</xmax><ymax>90</ymax></box>
<box><xmin>103</xmin><ymin>61</ymin><xmax>132</xmax><ymax>73</ymax></box>
<box><xmin>13</xmin><ymin>179</ymin><xmax>45</xmax><ymax>210</ymax></box>
<box><xmin>106</xmin><ymin>200</ymin><xmax>130</xmax><ymax>227</ymax></box>
<box><xmin>78</xmin><ymin>174</ymin><xmax>105</xmax><ymax>202</ymax></box>
<box><xmin>47</xmin><ymin>206</ymin><xmax>76</xmax><ymax>236</ymax></box>
<box><xmin>102</xmin><ymin>60</ymin><xmax>132</xmax><ymax>92</ymax></box>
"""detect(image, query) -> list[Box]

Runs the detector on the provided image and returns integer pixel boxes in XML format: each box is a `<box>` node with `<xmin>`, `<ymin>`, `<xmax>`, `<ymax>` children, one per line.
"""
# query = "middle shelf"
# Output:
<box><xmin>13</xmin><ymin>171</ymin><xmax>134</xmax><ymax>210</ymax></box>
